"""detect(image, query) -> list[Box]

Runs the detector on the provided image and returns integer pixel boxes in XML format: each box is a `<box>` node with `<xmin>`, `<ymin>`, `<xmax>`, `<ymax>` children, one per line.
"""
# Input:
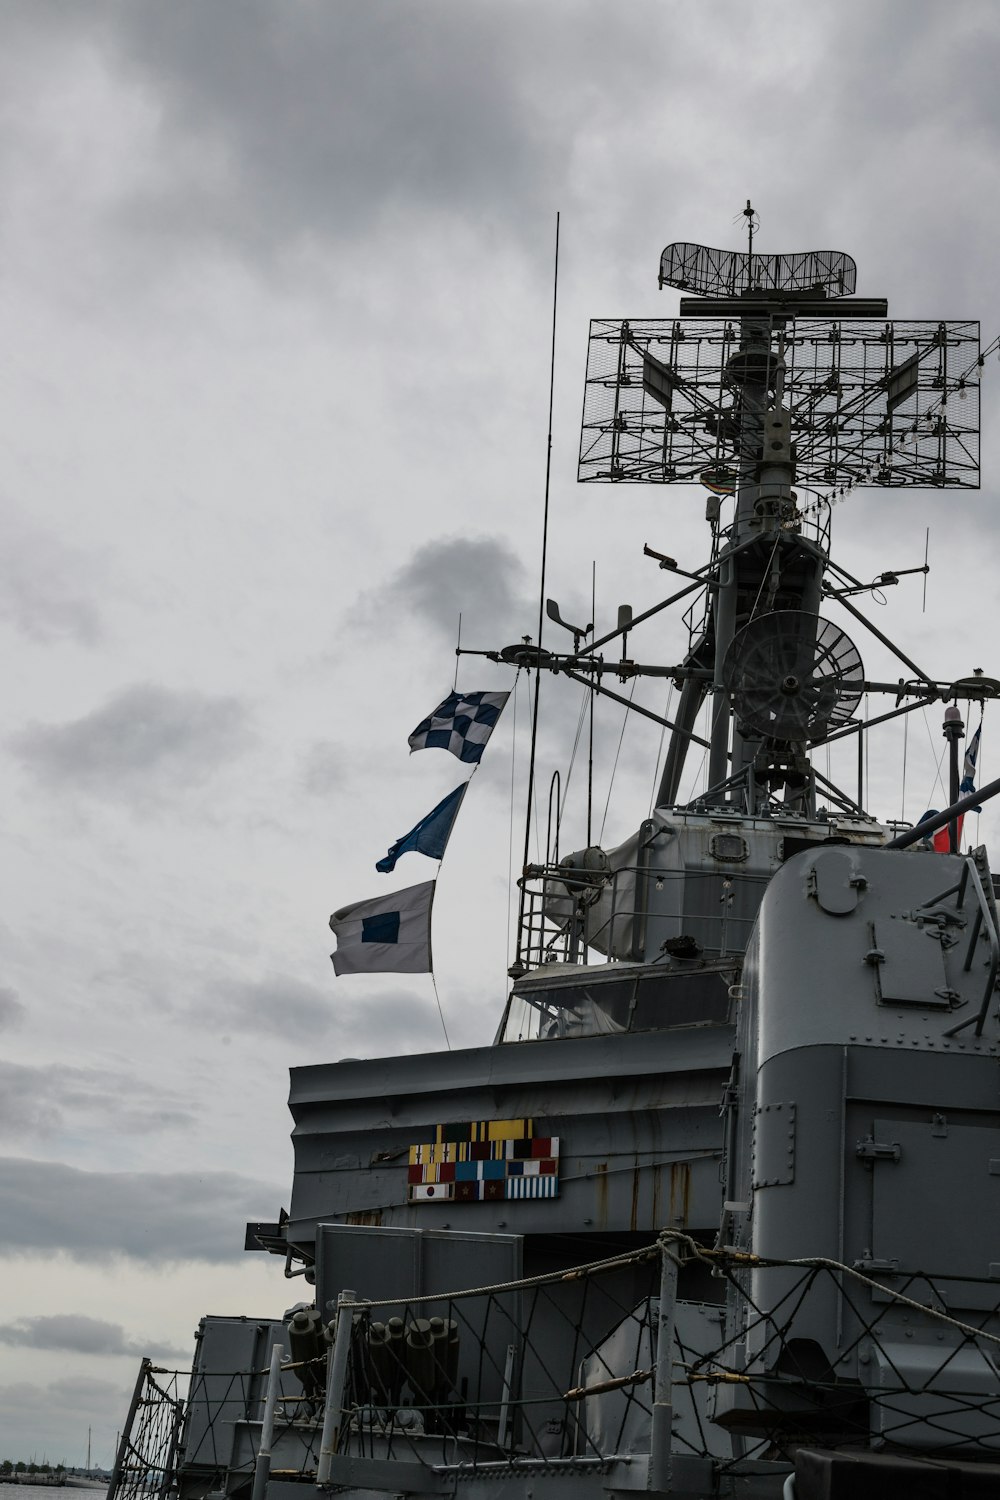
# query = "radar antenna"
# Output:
<box><xmin>723</xmin><ymin>612</ymin><xmax>864</xmax><ymax>743</ymax></box>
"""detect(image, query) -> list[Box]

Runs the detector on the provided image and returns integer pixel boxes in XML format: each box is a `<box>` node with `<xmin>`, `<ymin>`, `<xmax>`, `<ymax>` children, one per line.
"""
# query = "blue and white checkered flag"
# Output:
<box><xmin>408</xmin><ymin>690</ymin><xmax>510</xmax><ymax>764</ymax></box>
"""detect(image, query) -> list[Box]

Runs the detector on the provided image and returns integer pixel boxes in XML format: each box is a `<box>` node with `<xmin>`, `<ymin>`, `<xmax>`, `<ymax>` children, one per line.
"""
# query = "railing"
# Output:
<box><xmin>315</xmin><ymin>1242</ymin><xmax>671</xmax><ymax>1485</ymax></box>
<box><xmin>111</xmin><ymin>1235</ymin><xmax>1000</xmax><ymax>1499</ymax></box>
<box><xmin>315</xmin><ymin>1235</ymin><xmax>1000</xmax><ymax>1482</ymax></box>
<box><xmin>674</xmin><ymin>1240</ymin><xmax>1000</xmax><ymax>1460</ymax></box>
<box><xmin>107</xmin><ymin>1353</ymin><xmax>328</xmax><ymax>1500</ymax></box>
<box><xmin>106</xmin><ymin>1361</ymin><xmax>183</xmax><ymax>1500</ymax></box>
<box><xmin>516</xmin><ymin>862</ymin><xmax>763</xmax><ymax>972</ymax></box>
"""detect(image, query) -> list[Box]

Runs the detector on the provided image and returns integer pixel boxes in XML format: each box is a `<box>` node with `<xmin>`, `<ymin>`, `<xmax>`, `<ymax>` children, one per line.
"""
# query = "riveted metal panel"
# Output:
<box><xmin>752</xmin><ymin>1101</ymin><xmax>796</xmax><ymax>1188</ymax></box>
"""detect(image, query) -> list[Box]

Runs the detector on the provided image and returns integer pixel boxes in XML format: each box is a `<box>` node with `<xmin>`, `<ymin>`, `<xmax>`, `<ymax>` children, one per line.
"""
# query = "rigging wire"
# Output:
<box><xmin>648</xmin><ymin>683</ymin><xmax>675</xmax><ymax>818</ymax></box>
<box><xmin>920</xmin><ymin>705</ymin><xmax>948</xmax><ymax>808</ymax></box>
<box><xmin>682</xmin><ymin>693</ymin><xmax>720</xmax><ymax>806</ymax></box>
<box><xmin>430</xmin><ymin>973</ymin><xmax>451</xmax><ymax>1051</ymax></box>
<box><xmin>747</xmin><ymin>531</ymin><xmax>783</xmax><ymax>623</ymax></box>
<box><xmin>557</xmin><ymin>684</ymin><xmax>594</xmax><ymax>838</ymax></box>
<box><xmin>974</xmin><ymin>702</ymin><xmax>986</xmax><ymax>846</ymax></box>
<box><xmin>599</xmin><ymin>678</ymin><xmax>637</xmax><ymax>845</ymax></box>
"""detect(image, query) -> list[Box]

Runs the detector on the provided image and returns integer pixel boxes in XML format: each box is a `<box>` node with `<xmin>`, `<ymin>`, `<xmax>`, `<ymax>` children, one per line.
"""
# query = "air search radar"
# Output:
<box><xmin>579</xmin><ymin>227</ymin><xmax>979</xmax><ymax>492</ymax></box>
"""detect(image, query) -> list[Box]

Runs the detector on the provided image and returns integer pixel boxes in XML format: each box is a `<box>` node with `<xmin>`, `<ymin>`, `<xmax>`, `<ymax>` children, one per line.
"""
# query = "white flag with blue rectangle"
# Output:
<box><xmin>329</xmin><ymin>880</ymin><xmax>435</xmax><ymax>976</ymax></box>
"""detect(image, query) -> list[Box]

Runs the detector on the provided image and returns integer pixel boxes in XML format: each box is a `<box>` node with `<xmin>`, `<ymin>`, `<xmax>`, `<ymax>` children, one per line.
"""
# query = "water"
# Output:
<box><xmin>0</xmin><ymin>1487</ymin><xmax>81</xmax><ymax>1500</ymax></box>
<box><xmin>0</xmin><ymin>1486</ymin><xmax>106</xmax><ymax>1499</ymax></box>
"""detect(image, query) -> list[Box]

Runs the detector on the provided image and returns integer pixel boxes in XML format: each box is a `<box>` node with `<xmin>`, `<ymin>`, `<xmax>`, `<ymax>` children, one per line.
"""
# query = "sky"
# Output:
<box><xmin>2</xmin><ymin>0</ymin><xmax>1000</xmax><ymax>1464</ymax></box>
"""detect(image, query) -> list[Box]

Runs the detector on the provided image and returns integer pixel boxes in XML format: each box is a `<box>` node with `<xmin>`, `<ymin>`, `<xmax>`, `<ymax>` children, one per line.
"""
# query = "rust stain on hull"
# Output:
<box><xmin>668</xmin><ymin>1161</ymin><xmax>691</xmax><ymax>1227</ymax></box>
<box><xmin>595</xmin><ymin>1162</ymin><xmax>608</xmax><ymax>1229</ymax></box>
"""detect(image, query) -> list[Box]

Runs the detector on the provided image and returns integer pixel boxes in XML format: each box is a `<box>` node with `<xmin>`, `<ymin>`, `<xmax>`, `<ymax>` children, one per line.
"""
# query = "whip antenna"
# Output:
<box><xmin>513</xmin><ymin>212</ymin><xmax>560</xmax><ymax>975</ymax></box>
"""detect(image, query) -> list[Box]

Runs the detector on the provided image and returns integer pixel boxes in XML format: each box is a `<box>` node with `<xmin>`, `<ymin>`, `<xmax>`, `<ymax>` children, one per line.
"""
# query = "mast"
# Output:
<box><xmin>574</xmin><ymin>226</ymin><xmax>982</xmax><ymax>821</ymax></box>
<box><xmin>473</xmin><ymin>220</ymin><xmax>986</xmax><ymax>972</ymax></box>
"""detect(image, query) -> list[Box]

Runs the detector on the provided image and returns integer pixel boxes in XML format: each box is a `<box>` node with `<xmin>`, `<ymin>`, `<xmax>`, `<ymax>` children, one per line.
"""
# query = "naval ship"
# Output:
<box><xmin>108</xmin><ymin>224</ymin><xmax>1000</xmax><ymax>1499</ymax></box>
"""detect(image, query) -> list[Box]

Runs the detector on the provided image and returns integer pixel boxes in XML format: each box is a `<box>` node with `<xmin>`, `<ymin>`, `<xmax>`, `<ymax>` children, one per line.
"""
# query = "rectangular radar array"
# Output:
<box><xmin>578</xmin><ymin>318</ymin><xmax>980</xmax><ymax>490</ymax></box>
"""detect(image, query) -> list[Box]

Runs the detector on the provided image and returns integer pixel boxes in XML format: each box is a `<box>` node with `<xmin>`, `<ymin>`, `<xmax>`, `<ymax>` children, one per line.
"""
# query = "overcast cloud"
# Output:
<box><xmin>0</xmin><ymin>1061</ymin><xmax>196</xmax><ymax>1142</ymax></box>
<box><xmin>10</xmin><ymin>683</ymin><xmax>253</xmax><ymax>799</ymax></box>
<box><xmin>0</xmin><ymin>986</ymin><xmax>26</xmax><ymax>1032</ymax></box>
<box><xmin>104</xmin><ymin>3</ymin><xmax>570</xmax><ymax>257</ymax></box>
<box><xmin>0</xmin><ymin>505</ymin><xmax>103</xmax><ymax>644</ymax></box>
<box><xmin>364</xmin><ymin>535</ymin><xmax>531</xmax><ymax>648</ymax></box>
<box><xmin>0</xmin><ymin>1313</ymin><xmax>186</xmax><ymax>1361</ymax></box>
<box><xmin>0</xmin><ymin>1158</ymin><xmax>281</xmax><ymax>1263</ymax></box>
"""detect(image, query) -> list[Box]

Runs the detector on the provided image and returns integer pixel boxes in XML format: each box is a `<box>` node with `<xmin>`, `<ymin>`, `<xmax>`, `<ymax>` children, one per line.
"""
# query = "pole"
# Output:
<box><xmin>317</xmin><ymin>1291</ymin><xmax>356</xmax><ymax>1487</ymax></box>
<box><xmin>885</xmin><ymin>772</ymin><xmax>1000</xmax><ymax>849</ymax></box>
<box><xmin>943</xmin><ymin>704</ymin><xmax>964</xmax><ymax>853</ymax></box>
<box><xmin>250</xmin><ymin>1340</ymin><xmax>285</xmax><ymax>1500</ymax></box>
<box><xmin>649</xmin><ymin>1240</ymin><xmax>678</xmax><ymax>1493</ymax></box>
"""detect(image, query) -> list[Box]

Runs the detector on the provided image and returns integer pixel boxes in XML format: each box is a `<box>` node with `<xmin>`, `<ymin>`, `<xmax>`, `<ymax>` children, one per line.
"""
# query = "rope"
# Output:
<box><xmin>337</xmin><ymin>1240</ymin><xmax>660</xmax><ymax>1312</ymax></box>
<box><xmin>680</xmin><ymin>1238</ymin><xmax>1000</xmax><ymax>1352</ymax></box>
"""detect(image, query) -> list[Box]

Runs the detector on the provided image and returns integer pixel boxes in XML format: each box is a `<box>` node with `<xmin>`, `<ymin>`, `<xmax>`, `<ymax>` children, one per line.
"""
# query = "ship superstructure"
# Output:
<box><xmin>108</xmin><ymin>225</ymin><xmax>1000</xmax><ymax>1500</ymax></box>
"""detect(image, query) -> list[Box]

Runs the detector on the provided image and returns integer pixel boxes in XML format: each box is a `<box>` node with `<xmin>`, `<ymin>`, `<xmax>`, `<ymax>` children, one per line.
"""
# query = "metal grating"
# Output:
<box><xmin>579</xmin><ymin>317</ymin><xmax>980</xmax><ymax>490</ymax></box>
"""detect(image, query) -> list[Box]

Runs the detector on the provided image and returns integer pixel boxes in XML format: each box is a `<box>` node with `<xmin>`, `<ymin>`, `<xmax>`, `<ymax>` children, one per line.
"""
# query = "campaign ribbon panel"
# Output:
<box><xmin>407</xmin><ymin>1119</ymin><xmax>559</xmax><ymax>1203</ymax></box>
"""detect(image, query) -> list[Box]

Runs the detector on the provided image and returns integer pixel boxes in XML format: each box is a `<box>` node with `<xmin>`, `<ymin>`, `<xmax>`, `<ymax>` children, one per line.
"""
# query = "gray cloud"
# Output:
<box><xmin>300</xmin><ymin>739</ymin><xmax>346</xmax><ymax>798</ymax></box>
<box><xmin>9</xmin><ymin>683</ymin><xmax>252</xmax><ymax>798</ymax></box>
<box><xmin>0</xmin><ymin>506</ymin><xmax>103</xmax><ymax>645</ymax></box>
<box><xmin>0</xmin><ymin>1157</ymin><xmax>281</xmax><ymax>1263</ymax></box>
<box><xmin>0</xmin><ymin>1060</ymin><xmax>196</xmax><ymax>1142</ymax></box>
<box><xmin>206</xmin><ymin>975</ymin><xmax>445</xmax><ymax>1055</ymax></box>
<box><xmin>209</xmin><ymin>973</ymin><xmax>333</xmax><ymax>1040</ymax></box>
<box><xmin>96</xmin><ymin>2</ymin><xmax>570</xmax><ymax>258</ymax></box>
<box><xmin>0</xmin><ymin>985</ymin><xmax>26</xmax><ymax>1031</ymax></box>
<box><xmin>341</xmin><ymin>987</ymin><xmax>453</xmax><ymax>1055</ymax></box>
<box><xmin>365</xmin><ymin>535</ymin><xmax>531</xmax><ymax>649</ymax></box>
<box><xmin>0</xmin><ymin>1313</ymin><xmax>186</xmax><ymax>1361</ymax></box>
